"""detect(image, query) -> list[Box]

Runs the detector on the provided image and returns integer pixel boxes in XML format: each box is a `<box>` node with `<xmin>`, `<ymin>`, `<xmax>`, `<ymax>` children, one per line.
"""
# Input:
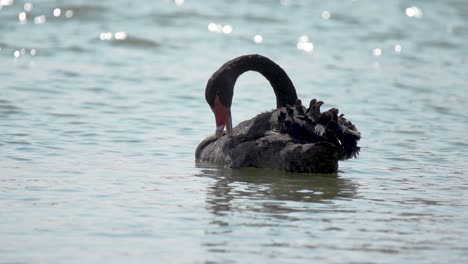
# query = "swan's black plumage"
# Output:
<box><xmin>205</xmin><ymin>54</ymin><xmax>298</xmax><ymax>109</ymax></box>
<box><xmin>196</xmin><ymin>54</ymin><xmax>360</xmax><ymax>173</ymax></box>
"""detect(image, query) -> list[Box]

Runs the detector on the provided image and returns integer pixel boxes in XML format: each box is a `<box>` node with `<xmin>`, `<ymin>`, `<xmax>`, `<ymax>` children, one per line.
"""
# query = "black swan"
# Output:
<box><xmin>195</xmin><ymin>54</ymin><xmax>360</xmax><ymax>173</ymax></box>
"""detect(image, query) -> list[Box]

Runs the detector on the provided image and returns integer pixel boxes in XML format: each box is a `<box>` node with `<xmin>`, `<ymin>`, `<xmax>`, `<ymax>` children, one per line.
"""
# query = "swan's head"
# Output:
<box><xmin>211</xmin><ymin>92</ymin><xmax>232</xmax><ymax>137</ymax></box>
<box><xmin>205</xmin><ymin>71</ymin><xmax>235</xmax><ymax>137</ymax></box>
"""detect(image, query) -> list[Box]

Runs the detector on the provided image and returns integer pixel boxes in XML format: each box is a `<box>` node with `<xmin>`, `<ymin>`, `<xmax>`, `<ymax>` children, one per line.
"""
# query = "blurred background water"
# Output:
<box><xmin>1</xmin><ymin>0</ymin><xmax>468</xmax><ymax>263</ymax></box>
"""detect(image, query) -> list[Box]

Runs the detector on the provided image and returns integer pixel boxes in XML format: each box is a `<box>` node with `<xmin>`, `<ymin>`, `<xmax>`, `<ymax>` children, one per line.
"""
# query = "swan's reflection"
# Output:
<box><xmin>195</xmin><ymin>163</ymin><xmax>358</xmax><ymax>253</ymax></box>
<box><xmin>196</xmin><ymin>163</ymin><xmax>358</xmax><ymax>216</ymax></box>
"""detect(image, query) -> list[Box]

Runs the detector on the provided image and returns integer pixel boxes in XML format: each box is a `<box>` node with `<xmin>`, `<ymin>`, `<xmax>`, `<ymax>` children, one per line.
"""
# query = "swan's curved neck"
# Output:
<box><xmin>206</xmin><ymin>54</ymin><xmax>298</xmax><ymax>109</ymax></box>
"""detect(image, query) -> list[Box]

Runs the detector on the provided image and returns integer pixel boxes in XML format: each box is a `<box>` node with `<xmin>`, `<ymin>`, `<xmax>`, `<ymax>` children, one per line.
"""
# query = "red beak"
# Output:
<box><xmin>212</xmin><ymin>95</ymin><xmax>232</xmax><ymax>137</ymax></box>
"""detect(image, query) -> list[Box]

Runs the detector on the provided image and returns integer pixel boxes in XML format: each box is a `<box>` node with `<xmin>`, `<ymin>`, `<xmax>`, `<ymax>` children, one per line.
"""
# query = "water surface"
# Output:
<box><xmin>1</xmin><ymin>0</ymin><xmax>467</xmax><ymax>263</ymax></box>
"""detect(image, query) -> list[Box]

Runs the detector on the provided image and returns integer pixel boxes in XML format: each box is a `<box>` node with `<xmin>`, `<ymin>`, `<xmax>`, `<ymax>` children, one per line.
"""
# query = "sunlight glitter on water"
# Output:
<box><xmin>64</xmin><ymin>9</ymin><xmax>73</xmax><ymax>18</ymax></box>
<box><xmin>394</xmin><ymin>44</ymin><xmax>402</xmax><ymax>54</ymax></box>
<box><xmin>297</xmin><ymin>35</ymin><xmax>314</xmax><ymax>52</ymax></box>
<box><xmin>253</xmin><ymin>34</ymin><xmax>263</xmax><ymax>44</ymax></box>
<box><xmin>405</xmin><ymin>6</ymin><xmax>423</xmax><ymax>18</ymax></box>
<box><xmin>372</xmin><ymin>48</ymin><xmax>382</xmax><ymax>56</ymax></box>
<box><xmin>98</xmin><ymin>32</ymin><xmax>128</xmax><ymax>41</ymax></box>
<box><xmin>99</xmin><ymin>32</ymin><xmax>113</xmax><ymax>40</ymax></box>
<box><xmin>53</xmin><ymin>8</ymin><xmax>61</xmax><ymax>17</ymax></box>
<box><xmin>114</xmin><ymin>32</ymin><xmax>128</xmax><ymax>40</ymax></box>
<box><xmin>321</xmin><ymin>10</ymin><xmax>331</xmax><ymax>20</ymax></box>
<box><xmin>18</xmin><ymin>11</ymin><xmax>26</xmax><ymax>24</ymax></box>
<box><xmin>23</xmin><ymin>2</ymin><xmax>32</xmax><ymax>12</ymax></box>
<box><xmin>208</xmin><ymin>23</ymin><xmax>233</xmax><ymax>34</ymax></box>
<box><xmin>0</xmin><ymin>0</ymin><xmax>14</xmax><ymax>7</ymax></box>
<box><xmin>174</xmin><ymin>0</ymin><xmax>184</xmax><ymax>6</ymax></box>
<box><xmin>33</xmin><ymin>15</ymin><xmax>46</xmax><ymax>24</ymax></box>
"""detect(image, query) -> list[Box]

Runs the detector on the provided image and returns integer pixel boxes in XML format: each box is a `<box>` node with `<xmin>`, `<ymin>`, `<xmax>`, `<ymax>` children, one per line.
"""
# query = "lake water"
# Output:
<box><xmin>1</xmin><ymin>0</ymin><xmax>467</xmax><ymax>263</ymax></box>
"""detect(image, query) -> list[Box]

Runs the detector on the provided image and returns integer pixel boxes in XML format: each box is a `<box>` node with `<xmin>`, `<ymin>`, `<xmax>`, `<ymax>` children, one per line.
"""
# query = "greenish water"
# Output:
<box><xmin>1</xmin><ymin>0</ymin><xmax>467</xmax><ymax>263</ymax></box>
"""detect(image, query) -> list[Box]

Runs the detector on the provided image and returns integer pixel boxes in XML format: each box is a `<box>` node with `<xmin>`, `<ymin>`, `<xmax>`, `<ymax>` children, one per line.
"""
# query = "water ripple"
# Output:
<box><xmin>57</xmin><ymin>4</ymin><xmax>109</xmax><ymax>21</ymax></box>
<box><xmin>107</xmin><ymin>36</ymin><xmax>160</xmax><ymax>49</ymax></box>
<box><xmin>0</xmin><ymin>100</ymin><xmax>22</xmax><ymax>116</ymax></box>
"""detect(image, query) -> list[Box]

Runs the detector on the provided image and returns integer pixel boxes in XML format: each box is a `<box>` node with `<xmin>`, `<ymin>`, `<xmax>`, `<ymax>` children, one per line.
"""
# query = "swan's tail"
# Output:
<box><xmin>340</xmin><ymin>131</ymin><xmax>361</xmax><ymax>160</ymax></box>
<box><xmin>274</xmin><ymin>97</ymin><xmax>361</xmax><ymax>160</ymax></box>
